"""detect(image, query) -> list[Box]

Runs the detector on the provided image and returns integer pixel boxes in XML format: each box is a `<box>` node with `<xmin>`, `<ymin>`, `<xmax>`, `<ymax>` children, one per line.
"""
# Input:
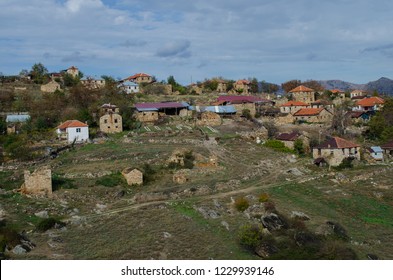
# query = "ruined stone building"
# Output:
<box><xmin>20</xmin><ymin>168</ymin><xmax>52</xmax><ymax>197</ymax></box>
<box><xmin>100</xmin><ymin>113</ymin><xmax>123</xmax><ymax>134</ymax></box>
<box><xmin>41</xmin><ymin>80</ymin><xmax>61</xmax><ymax>93</ymax></box>
<box><xmin>122</xmin><ymin>168</ymin><xmax>143</xmax><ymax>186</ymax></box>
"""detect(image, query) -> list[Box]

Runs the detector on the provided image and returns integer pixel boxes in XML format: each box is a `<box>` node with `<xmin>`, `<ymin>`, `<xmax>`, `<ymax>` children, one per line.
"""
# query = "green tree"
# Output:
<box><xmin>294</xmin><ymin>139</ymin><xmax>305</xmax><ymax>155</ymax></box>
<box><xmin>249</xmin><ymin>77</ymin><xmax>259</xmax><ymax>93</ymax></box>
<box><xmin>30</xmin><ymin>63</ymin><xmax>48</xmax><ymax>84</ymax></box>
<box><xmin>281</xmin><ymin>79</ymin><xmax>301</xmax><ymax>93</ymax></box>
<box><xmin>63</xmin><ymin>73</ymin><xmax>80</xmax><ymax>87</ymax></box>
<box><xmin>367</xmin><ymin>98</ymin><xmax>393</xmax><ymax>140</ymax></box>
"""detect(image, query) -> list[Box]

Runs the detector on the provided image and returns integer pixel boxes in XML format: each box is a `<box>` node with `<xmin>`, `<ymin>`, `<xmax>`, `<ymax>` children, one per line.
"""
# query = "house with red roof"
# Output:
<box><xmin>279</xmin><ymin>100</ymin><xmax>309</xmax><ymax>114</ymax></box>
<box><xmin>313</xmin><ymin>136</ymin><xmax>361</xmax><ymax>166</ymax></box>
<box><xmin>56</xmin><ymin>120</ymin><xmax>89</xmax><ymax>143</ymax></box>
<box><xmin>293</xmin><ymin>108</ymin><xmax>333</xmax><ymax>123</ymax></box>
<box><xmin>124</xmin><ymin>73</ymin><xmax>154</xmax><ymax>84</ymax></box>
<box><xmin>354</xmin><ymin>96</ymin><xmax>384</xmax><ymax>112</ymax></box>
<box><xmin>289</xmin><ymin>85</ymin><xmax>316</xmax><ymax>103</ymax></box>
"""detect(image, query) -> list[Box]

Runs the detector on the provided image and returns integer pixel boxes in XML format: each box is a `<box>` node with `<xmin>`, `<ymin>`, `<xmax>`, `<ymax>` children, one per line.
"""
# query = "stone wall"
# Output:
<box><xmin>122</xmin><ymin>168</ymin><xmax>143</xmax><ymax>186</ymax></box>
<box><xmin>41</xmin><ymin>81</ymin><xmax>61</xmax><ymax>93</ymax></box>
<box><xmin>196</xmin><ymin>111</ymin><xmax>222</xmax><ymax>126</ymax></box>
<box><xmin>233</xmin><ymin>103</ymin><xmax>256</xmax><ymax>116</ymax></box>
<box><xmin>136</xmin><ymin>111</ymin><xmax>159</xmax><ymax>123</ymax></box>
<box><xmin>21</xmin><ymin>168</ymin><xmax>52</xmax><ymax>197</ymax></box>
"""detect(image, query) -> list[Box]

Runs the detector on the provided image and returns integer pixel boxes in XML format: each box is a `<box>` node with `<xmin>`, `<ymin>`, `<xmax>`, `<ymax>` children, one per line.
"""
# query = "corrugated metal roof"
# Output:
<box><xmin>135</xmin><ymin>102</ymin><xmax>188</xmax><ymax>111</ymax></box>
<box><xmin>370</xmin><ymin>146</ymin><xmax>383</xmax><ymax>153</ymax></box>
<box><xmin>217</xmin><ymin>95</ymin><xmax>270</xmax><ymax>104</ymax></box>
<box><xmin>6</xmin><ymin>114</ymin><xmax>30</xmax><ymax>123</ymax></box>
<box><xmin>189</xmin><ymin>105</ymin><xmax>236</xmax><ymax>114</ymax></box>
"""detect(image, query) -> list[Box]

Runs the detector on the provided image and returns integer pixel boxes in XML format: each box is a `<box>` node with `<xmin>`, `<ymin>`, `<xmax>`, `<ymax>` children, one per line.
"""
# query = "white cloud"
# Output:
<box><xmin>65</xmin><ymin>0</ymin><xmax>104</xmax><ymax>13</ymax></box>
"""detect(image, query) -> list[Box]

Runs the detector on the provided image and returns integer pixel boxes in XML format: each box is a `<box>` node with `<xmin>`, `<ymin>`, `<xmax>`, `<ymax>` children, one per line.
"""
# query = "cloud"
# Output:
<box><xmin>62</xmin><ymin>51</ymin><xmax>94</xmax><ymax>63</ymax></box>
<box><xmin>119</xmin><ymin>40</ymin><xmax>147</xmax><ymax>48</ymax></box>
<box><xmin>65</xmin><ymin>0</ymin><xmax>103</xmax><ymax>13</ymax></box>
<box><xmin>156</xmin><ymin>40</ymin><xmax>191</xmax><ymax>58</ymax></box>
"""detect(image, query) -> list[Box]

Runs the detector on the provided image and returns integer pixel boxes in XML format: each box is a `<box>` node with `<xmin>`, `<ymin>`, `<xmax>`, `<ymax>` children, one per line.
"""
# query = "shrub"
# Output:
<box><xmin>238</xmin><ymin>224</ymin><xmax>265</xmax><ymax>249</ymax></box>
<box><xmin>183</xmin><ymin>151</ymin><xmax>195</xmax><ymax>169</ymax></box>
<box><xmin>36</xmin><ymin>218</ymin><xmax>65</xmax><ymax>232</ymax></box>
<box><xmin>52</xmin><ymin>174</ymin><xmax>76</xmax><ymax>191</ymax></box>
<box><xmin>234</xmin><ymin>197</ymin><xmax>249</xmax><ymax>212</ymax></box>
<box><xmin>96</xmin><ymin>172</ymin><xmax>125</xmax><ymax>187</ymax></box>
<box><xmin>335</xmin><ymin>158</ymin><xmax>353</xmax><ymax>170</ymax></box>
<box><xmin>258</xmin><ymin>193</ymin><xmax>270</xmax><ymax>203</ymax></box>
<box><xmin>263</xmin><ymin>201</ymin><xmax>276</xmax><ymax>213</ymax></box>
<box><xmin>263</xmin><ymin>140</ymin><xmax>293</xmax><ymax>153</ymax></box>
<box><xmin>242</xmin><ymin>109</ymin><xmax>252</xmax><ymax>120</ymax></box>
<box><xmin>142</xmin><ymin>163</ymin><xmax>156</xmax><ymax>184</ymax></box>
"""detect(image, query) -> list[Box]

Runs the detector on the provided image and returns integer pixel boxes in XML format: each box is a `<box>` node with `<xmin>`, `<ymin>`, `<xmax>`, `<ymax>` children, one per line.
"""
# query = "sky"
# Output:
<box><xmin>1</xmin><ymin>0</ymin><xmax>393</xmax><ymax>85</ymax></box>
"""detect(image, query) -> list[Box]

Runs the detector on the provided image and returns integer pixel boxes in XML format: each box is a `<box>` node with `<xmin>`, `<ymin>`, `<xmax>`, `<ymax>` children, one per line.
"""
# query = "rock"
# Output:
<box><xmin>315</xmin><ymin>224</ymin><xmax>334</xmax><ymax>237</ymax></box>
<box><xmin>326</xmin><ymin>221</ymin><xmax>349</xmax><ymax>241</ymax></box>
<box><xmin>255</xmin><ymin>243</ymin><xmax>279</xmax><ymax>259</ymax></box>
<box><xmin>95</xmin><ymin>204</ymin><xmax>107</xmax><ymax>210</ymax></box>
<box><xmin>213</xmin><ymin>199</ymin><xmax>222</xmax><ymax>209</ymax></box>
<box><xmin>196</xmin><ymin>207</ymin><xmax>220</xmax><ymax>219</ymax></box>
<box><xmin>261</xmin><ymin>213</ymin><xmax>288</xmax><ymax>231</ymax></box>
<box><xmin>12</xmin><ymin>245</ymin><xmax>27</xmax><ymax>255</ymax></box>
<box><xmin>294</xmin><ymin>231</ymin><xmax>319</xmax><ymax>246</ymax></box>
<box><xmin>0</xmin><ymin>206</ymin><xmax>6</xmax><ymax>221</ymax></box>
<box><xmin>286</xmin><ymin>168</ymin><xmax>303</xmax><ymax>176</ymax></box>
<box><xmin>163</xmin><ymin>232</ymin><xmax>172</xmax><ymax>238</ymax></box>
<box><xmin>34</xmin><ymin>210</ymin><xmax>49</xmax><ymax>219</ymax></box>
<box><xmin>221</xmin><ymin>221</ymin><xmax>229</xmax><ymax>231</ymax></box>
<box><xmin>367</xmin><ymin>254</ymin><xmax>379</xmax><ymax>260</ymax></box>
<box><xmin>291</xmin><ymin>211</ymin><xmax>310</xmax><ymax>221</ymax></box>
<box><xmin>114</xmin><ymin>190</ymin><xmax>125</xmax><ymax>198</ymax></box>
<box><xmin>173</xmin><ymin>171</ymin><xmax>189</xmax><ymax>184</ymax></box>
<box><xmin>122</xmin><ymin>168</ymin><xmax>143</xmax><ymax>186</ymax></box>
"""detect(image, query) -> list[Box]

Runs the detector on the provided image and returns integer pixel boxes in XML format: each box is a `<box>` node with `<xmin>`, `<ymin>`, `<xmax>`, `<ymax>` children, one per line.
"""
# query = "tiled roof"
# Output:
<box><xmin>347</xmin><ymin>111</ymin><xmax>367</xmax><ymax>118</ymax></box>
<box><xmin>280</xmin><ymin>101</ymin><xmax>309</xmax><ymax>107</ymax></box>
<box><xmin>127</xmin><ymin>73</ymin><xmax>151</xmax><ymax>79</ymax></box>
<box><xmin>331</xmin><ymin>89</ymin><xmax>344</xmax><ymax>94</ymax></box>
<box><xmin>289</xmin><ymin>85</ymin><xmax>314</xmax><ymax>93</ymax></box>
<box><xmin>316</xmin><ymin>136</ymin><xmax>360</xmax><ymax>149</ymax></box>
<box><xmin>57</xmin><ymin>120</ymin><xmax>88</xmax><ymax>129</ymax></box>
<box><xmin>381</xmin><ymin>140</ymin><xmax>393</xmax><ymax>149</ymax></box>
<box><xmin>236</xmin><ymin>79</ymin><xmax>251</xmax><ymax>85</ymax></box>
<box><xmin>276</xmin><ymin>132</ymin><xmax>300</xmax><ymax>141</ymax></box>
<box><xmin>356</xmin><ymin>97</ymin><xmax>384</xmax><ymax>107</ymax></box>
<box><xmin>293</xmin><ymin>108</ymin><xmax>324</xmax><ymax>116</ymax></box>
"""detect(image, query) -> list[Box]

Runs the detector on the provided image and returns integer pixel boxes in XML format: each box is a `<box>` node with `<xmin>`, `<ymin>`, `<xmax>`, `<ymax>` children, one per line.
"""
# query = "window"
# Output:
<box><xmin>114</xmin><ymin>119</ymin><xmax>118</xmax><ymax>123</ymax></box>
<box><xmin>330</xmin><ymin>150</ymin><xmax>334</xmax><ymax>156</ymax></box>
<box><xmin>104</xmin><ymin>119</ymin><xmax>107</xmax><ymax>124</ymax></box>
<box><xmin>318</xmin><ymin>149</ymin><xmax>321</xmax><ymax>156</ymax></box>
<box><xmin>76</xmin><ymin>128</ymin><xmax>81</xmax><ymax>133</ymax></box>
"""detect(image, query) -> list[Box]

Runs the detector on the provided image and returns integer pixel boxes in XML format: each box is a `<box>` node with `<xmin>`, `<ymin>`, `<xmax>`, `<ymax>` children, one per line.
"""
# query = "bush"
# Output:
<box><xmin>52</xmin><ymin>174</ymin><xmax>76</xmax><ymax>191</ymax></box>
<box><xmin>36</xmin><ymin>218</ymin><xmax>65</xmax><ymax>232</ymax></box>
<box><xmin>234</xmin><ymin>197</ymin><xmax>249</xmax><ymax>212</ymax></box>
<box><xmin>263</xmin><ymin>201</ymin><xmax>276</xmax><ymax>213</ymax></box>
<box><xmin>263</xmin><ymin>140</ymin><xmax>294</xmax><ymax>153</ymax></box>
<box><xmin>238</xmin><ymin>224</ymin><xmax>265</xmax><ymax>249</ymax></box>
<box><xmin>335</xmin><ymin>158</ymin><xmax>353</xmax><ymax>170</ymax></box>
<box><xmin>258</xmin><ymin>193</ymin><xmax>270</xmax><ymax>203</ymax></box>
<box><xmin>242</xmin><ymin>109</ymin><xmax>252</xmax><ymax>120</ymax></box>
<box><xmin>96</xmin><ymin>172</ymin><xmax>125</xmax><ymax>187</ymax></box>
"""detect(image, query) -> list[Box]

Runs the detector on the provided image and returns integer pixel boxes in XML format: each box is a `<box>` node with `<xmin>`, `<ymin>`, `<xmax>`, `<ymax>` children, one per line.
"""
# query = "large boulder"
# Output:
<box><xmin>261</xmin><ymin>213</ymin><xmax>288</xmax><ymax>231</ymax></box>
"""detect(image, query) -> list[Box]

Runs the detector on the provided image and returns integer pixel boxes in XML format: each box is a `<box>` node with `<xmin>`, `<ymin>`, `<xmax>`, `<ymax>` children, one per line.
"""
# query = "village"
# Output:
<box><xmin>0</xmin><ymin>64</ymin><xmax>393</xmax><ymax>260</ymax></box>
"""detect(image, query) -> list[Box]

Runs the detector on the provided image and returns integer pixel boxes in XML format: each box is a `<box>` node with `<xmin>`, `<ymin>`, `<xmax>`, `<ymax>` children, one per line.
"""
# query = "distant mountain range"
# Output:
<box><xmin>319</xmin><ymin>77</ymin><xmax>393</xmax><ymax>96</ymax></box>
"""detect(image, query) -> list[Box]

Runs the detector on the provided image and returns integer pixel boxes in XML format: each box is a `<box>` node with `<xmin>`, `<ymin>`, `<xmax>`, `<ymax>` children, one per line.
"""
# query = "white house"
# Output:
<box><xmin>119</xmin><ymin>81</ymin><xmax>139</xmax><ymax>94</ymax></box>
<box><xmin>56</xmin><ymin>120</ymin><xmax>89</xmax><ymax>143</ymax></box>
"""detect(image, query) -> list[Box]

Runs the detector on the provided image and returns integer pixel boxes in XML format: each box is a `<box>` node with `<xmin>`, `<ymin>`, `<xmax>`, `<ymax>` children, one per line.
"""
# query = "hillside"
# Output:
<box><xmin>319</xmin><ymin>77</ymin><xmax>393</xmax><ymax>96</ymax></box>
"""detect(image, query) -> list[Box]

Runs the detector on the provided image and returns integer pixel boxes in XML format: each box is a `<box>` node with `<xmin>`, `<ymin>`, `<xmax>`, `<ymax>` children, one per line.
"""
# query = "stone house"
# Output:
<box><xmin>134</xmin><ymin>102</ymin><xmax>189</xmax><ymax>123</ymax></box>
<box><xmin>293</xmin><ymin>108</ymin><xmax>333</xmax><ymax>123</ymax></box>
<box><xmin>234</xmin><ymin>79</ymin><xmax>251</xmax><ymax>94</ymax></box>
<box><xmin>67</xmin><ymin>66</ymin><xmax>79</xmax><ymax>77</ymax></box>
<box><xmin>125</xmin><ymin>73</ymin><xmax>153</xmax><ymax>84</ymax></box>
<box><xmin>81</xmin><ymin>78</ymin><xmax>106</xmax><ymax>89</ymax></box>
<box><xmin>350</xmin><ymin>90</ymin><xmax>366</xmax><ymax>99</ymax></box>
<box><xmin>100</xmin><ymin>113</ymin><xmax>122</xmax><ymax>134</ymax></box>
<box><xmin>289</xmin><ymin>85</ymin><xmax>316</xmax><ymax>103</ymax></box>
<box><xmin>216</xmin><ymin>80</ymin><xmax>227</xmax><ymax>93</ymax></box>
<box><xmin>101</xmin><ymin>104</ymin><xmax>119</xmax><ymax>114</ymax></box>
<box><xmin>56</xmin><ymin>120</ymin><xmax>89</xmax><ymax>143</ymax></box>
<box><xmin>279</xmin><ymin>101</ymin><xmax>309</xmax><ymax>114</ymax></box>
<box><xmin>313</xmin><ymin>136</ymin><xmax>360</xmax><ymax>166</ymax></box>
<box><xmin>196</xmin><ymin>111</ymin><xmax>222</xmax><ymax>126</ymax></box>
<box><xmin>310</xmin><ymin>99</ymin><xmax>334</xmax><ymax>111</ymax></box>
<box><xmin>331</xmin><ymin>89</ymin><xmax>346</xmax><ymax>100</ymax></box>
<box><xmin>276</xmin><ymin>131</ymin><xmax>310</xmax><ymax>151</ymax></box>
<box><xmin>41</xmin><ymin>80</ymin><xmax>61</xmax><ymax>93</ymax></box>
<box><xmin>381</xmin><ymin>140</ymin><xmax>393</xmax><ymax>157</ymax></box>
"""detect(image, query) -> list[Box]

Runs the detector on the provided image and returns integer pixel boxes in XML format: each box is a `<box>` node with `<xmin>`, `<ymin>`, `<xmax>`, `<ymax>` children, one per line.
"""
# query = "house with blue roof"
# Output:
<box><xmin>368</xmin><ymin>146</ymin><xmax>384</xmax><ymax>161</ymax></box>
